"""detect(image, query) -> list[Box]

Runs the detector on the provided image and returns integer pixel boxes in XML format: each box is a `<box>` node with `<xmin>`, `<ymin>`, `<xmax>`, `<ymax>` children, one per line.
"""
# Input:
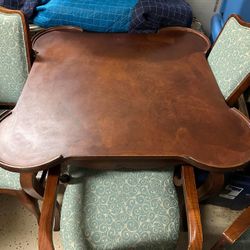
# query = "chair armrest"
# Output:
<box><xmin>211</xmin><ymin>206</ymin><xmax>250</xmax><ymax>249</ymax></box>
<box><xmin>182</xmin><ymin>165</ymin><xmax>203</xmax><ymax>250</ymax></box>
<box><xmin>39</xmin><ymin>166</ymin><xmax>60</xmax><ymax>250</ymax></box>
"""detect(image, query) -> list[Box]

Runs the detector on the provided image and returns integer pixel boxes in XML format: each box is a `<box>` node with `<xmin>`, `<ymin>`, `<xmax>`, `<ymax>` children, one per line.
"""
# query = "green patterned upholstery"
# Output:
<box><xmin>0</xmin><ymin>11</ymin><xmax>29</xmax><ymax>103</ymax></box>
<box><xmin>208</xmin><ymin>16</ymin><xmax>250</xmax><ymax>100</ymax></box>
<box><xmin>0</xmin><ymin>167</ymin><xmax>20</xmax><ymax>190</ymax></box>
<box><xmin>228</xmin><ymin>229</ymin><xmax>250</xmax><ymax>250</ymax></box>
<box><xmin>61</xmin><ymin>168</ymin><xmax>180</xmax><ymax>250</ymax></box>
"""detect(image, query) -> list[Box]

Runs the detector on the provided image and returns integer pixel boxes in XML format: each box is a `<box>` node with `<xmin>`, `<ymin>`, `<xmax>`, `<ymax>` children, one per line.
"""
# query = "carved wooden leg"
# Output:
<box><xmin>198</xmin><ymin>172</ymin><xmax>224</xmax><ymax>201</ymax></box>
<box><xmin>16</xmin><ymin>190</ymin><xmax>40</xmax><ymax>223</ymax></box>
<box><xmin>182</xmin><ymin>165</ymin><xmax>203</xmax><ymax>250</ymax></box>
<box><xmin>20</xmin><ymin>172</ymin><xmax>45</xmax><ymax>200</ymax></box>
<box><xmin>211</xmin><ymin>206</ymin><xmax>250</xmax><ymax>250</ymax></box>
<box><xmin>39</xmin><ymin>166</ymin><xmax>60</xmax><ymax>250</ymax></box>
<box><xmin>21</xmin><ymin>171</ymin><xmax>61</xmax><ymax>231</ymax></box>
<box><xmin>53</xmin><ymin>201</ymin><xmax>61</xmax><ymax>231</ymax></box>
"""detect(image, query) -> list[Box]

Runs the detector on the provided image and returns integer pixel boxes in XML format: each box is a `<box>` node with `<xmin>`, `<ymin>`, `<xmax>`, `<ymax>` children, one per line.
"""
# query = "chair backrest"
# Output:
<box><xmin>0</xmin><ymin>7</ymin><xmax>31</xmax><ymax>105</ymax></box>
<box><xmin>208</xmin><ymin>15</ymin><xmax>250</xmax><ymax>105</ymax></box>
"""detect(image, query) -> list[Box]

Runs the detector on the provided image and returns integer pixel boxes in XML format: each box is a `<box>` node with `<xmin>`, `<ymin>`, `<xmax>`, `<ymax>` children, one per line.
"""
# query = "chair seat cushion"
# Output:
<box><xmin>61</xmin><ymin>168</ymin><xmax>180</xmax><ymax>250</ymax></box>
<box><xmin>0</xmin><ymin>167</ymin><xmax>20</xmax><ymax>190</ymax></box>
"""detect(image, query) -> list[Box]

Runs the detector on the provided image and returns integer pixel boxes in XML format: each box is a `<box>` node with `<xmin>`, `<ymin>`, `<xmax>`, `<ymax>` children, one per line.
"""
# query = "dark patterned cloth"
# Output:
<box><xmin>129</xmin><ymin>0</ymin><xmax>193</xmax><ymax>33</ymax></box>
<box><xmin>0</xmin><ymin>0</ymin><xmax>40</xmax><ymax>19</ymax></box>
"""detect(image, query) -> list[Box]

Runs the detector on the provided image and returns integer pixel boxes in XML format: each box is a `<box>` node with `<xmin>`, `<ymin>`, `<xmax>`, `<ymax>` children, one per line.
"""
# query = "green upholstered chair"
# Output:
<box><xmin>206</xmin><ymin>15</ymin><xmax>250</xmax><ymax>249</ymax></box>
<box><xmin>211</xmin><ymin>206</ymin><xmax>250</xmax><ymax>250</ymax></box>
<box><xmin>197</xmin><ymin>15</ymin><xmax>250</xmax><ymax>201</ymax></box>
<box><xmin>0</xmin><ymin>7</ymin><xmax>41</xmax><ymax>221</ymax></box>
<box><xmin>207</xmin><ymin>14</ymin><xmax>250</xmax><ymax>107</ymax></box>
<box><xmin>39</xmin><ymin>164</ymin><xmax>202</xmax><ymax>250</ymax></box>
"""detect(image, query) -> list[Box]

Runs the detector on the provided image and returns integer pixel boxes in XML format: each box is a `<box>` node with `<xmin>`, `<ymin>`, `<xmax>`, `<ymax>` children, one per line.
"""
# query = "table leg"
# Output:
<box><xmin>39</xmin><ymin>165</ymin><xmax>60</xmax><ymax>250</ymax></box>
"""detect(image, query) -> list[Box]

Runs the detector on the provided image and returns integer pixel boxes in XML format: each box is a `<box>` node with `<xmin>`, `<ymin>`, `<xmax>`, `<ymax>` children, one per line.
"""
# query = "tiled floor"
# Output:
<box><xmin>0</xmin><ymin>194</ymin><xmax>242</xmax><ymax>250</ymax></box>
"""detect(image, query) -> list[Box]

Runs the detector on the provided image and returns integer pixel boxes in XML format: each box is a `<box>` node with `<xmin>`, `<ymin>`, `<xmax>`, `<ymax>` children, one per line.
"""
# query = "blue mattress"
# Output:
<box><xmin>33</xmin><ymin>0</ymin><xmax>192</xmax><ymax>32</ymax></box>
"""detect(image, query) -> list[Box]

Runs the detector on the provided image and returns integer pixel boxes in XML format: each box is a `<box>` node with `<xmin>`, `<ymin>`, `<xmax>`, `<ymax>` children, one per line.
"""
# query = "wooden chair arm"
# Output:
<box><xmin>39</xmin><ymin>166</ymin><xmax>60</xmax><ymax>250</ymax></box>
<box><xmin>211</xmin><ymin>206</ymin><xmax>250</xmax><ymax>250</ymax></box>
<box><xmin>182</xmin><ymin>165</ymin><xmax>203</xmax><ymax>250</ymax></box>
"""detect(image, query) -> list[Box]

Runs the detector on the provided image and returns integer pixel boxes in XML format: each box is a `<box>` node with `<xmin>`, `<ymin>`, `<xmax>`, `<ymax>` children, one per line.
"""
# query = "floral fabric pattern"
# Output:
<box><xmin>208</xmin><ymin>17</ymin><xmax>250</xmax><ymax>100</ymax></box>
<box><xmin>0</xmin><ymin>167</ymin><xmax>20</xmax><ymax>190</ymax></box>
<box><xmin>0</xmin><ymin>12</ymin><xmax>29</xmax><ymax>103</ymax></box>
<box><xmin>61</xmin><ymin>168</ymin><xmax>180</xmax><ymax>250</ymax></box>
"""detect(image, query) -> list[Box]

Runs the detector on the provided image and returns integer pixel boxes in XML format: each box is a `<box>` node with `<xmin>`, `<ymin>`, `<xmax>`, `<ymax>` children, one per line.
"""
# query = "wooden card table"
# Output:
<box><xmin>0</xmin><ymin>27</ymin><xmax>249</xmax><ymax>172</ymax></box>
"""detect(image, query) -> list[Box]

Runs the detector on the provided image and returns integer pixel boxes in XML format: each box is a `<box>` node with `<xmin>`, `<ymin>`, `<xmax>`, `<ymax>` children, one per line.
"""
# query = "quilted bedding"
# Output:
<box><xmin>0</xmin><ymin>0</ymin><xmax>39</xmax><ymax>19</ymax></box>
<box><xmin>0</xmin><ymin>0</ymin><xmax>192</xmax><ymax>32</ymax></box>
<box><xmin>33</xmin><ymin>0</ymin><xmax>192</xmax><ymax>32</ymax></box>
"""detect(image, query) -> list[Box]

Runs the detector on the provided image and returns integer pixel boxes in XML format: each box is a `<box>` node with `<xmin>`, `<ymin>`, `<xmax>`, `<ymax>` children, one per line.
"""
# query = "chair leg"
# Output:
<box><xmin>21</xmin><ymin>170</ymin><xmax>62</xmax><ymax>231</ymax></box>
<box><xmin>198</xmin><ymin>172</ymin><xmax>224</xmax><ymax>201</ymax></box>
<box><xmin>20</xmin><ymin>172</ymin><xmax>45</xmax><ymax>200</ymax></box>
<box><xmin>16</xmin><ymin>190</ymin><xmax>40</xmax><ymax>223</ymax></box>
<box><xmin>53</xmin><ymin>201</ymin><xmax>61</xmax><ymax>231</ymax></box>
<box><xmin>39</xmin><ymin>166</ymin><xmax>60</xmax><ymax>250</ymax></box>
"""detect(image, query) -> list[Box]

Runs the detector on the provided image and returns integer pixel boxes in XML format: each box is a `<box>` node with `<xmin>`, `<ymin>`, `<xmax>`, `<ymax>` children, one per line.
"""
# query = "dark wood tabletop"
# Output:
<box><xmin>0</xmin><ymin>27</ymin><xmax>249</xmax><ymax>172</ymax></box>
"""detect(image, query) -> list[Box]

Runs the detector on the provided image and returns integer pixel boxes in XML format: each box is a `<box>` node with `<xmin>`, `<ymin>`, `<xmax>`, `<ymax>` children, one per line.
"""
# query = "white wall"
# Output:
<box><xmin>186</xmin><ymin>0</ymin><xmax>223</xmax><ymax>34</ymax></box>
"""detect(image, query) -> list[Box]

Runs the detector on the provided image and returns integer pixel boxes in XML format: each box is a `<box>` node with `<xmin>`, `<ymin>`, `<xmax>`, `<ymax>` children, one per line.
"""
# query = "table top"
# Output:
<box><xmin>0</xmin><ymin>27</ymin><xmax>250</xmax><ymax>172</ymax></box>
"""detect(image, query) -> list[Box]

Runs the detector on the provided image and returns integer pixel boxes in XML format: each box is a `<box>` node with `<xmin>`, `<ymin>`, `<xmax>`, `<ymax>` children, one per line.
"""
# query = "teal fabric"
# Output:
<box><xmin>0</xmin><ymin>167</ymin><xmax>20</xmax><ymax>190</ymax></box>
<box><xmin>228</xmin><ymin>228</ymin><xmax>250</xmax><ymax>250</ymax></box>
<box><xmin>61</xmin><ymin>168</ymin><xmax>180</xmax><ymax>250</ymax></box>
<box><xmin>0</xmin><ymin>11</ymin><xmax>29</xmax><ymax>103</ymax></box>
<box><xmin>208</xmin><ymin>16</ymin><xmax>250</xmax><ymax>100</ymax></box>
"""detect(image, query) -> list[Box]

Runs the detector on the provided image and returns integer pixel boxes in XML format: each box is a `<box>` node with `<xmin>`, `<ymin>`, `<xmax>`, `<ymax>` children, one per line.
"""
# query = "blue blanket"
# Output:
<box><xmin>0</xmin><ymin>0</ymin><xmax>39</xmax><ymax>19</ymax></box>
<box><xmin>130</xmin><ymin>0</ymin><xmax>192</xmax><ymax>33</ymax></box>
<box><xmin>32</xmin><ymin>0</ymin><xmax>192</xmax><ymax>32</ymax></box>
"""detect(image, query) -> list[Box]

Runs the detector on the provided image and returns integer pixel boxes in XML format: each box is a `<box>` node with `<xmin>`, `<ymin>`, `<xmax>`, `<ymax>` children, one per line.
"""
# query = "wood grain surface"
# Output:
<box><xmin>0</xmin><ymin>28</ymin><xmax>249</xmax><ymax>172</ymax></box>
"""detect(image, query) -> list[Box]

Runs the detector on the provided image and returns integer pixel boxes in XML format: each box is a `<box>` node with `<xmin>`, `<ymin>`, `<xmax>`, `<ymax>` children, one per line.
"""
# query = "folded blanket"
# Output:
<box><xmin>0</xmin><ymin>0</ymin><xmax>40</xmax><ymax>19</ymax></box>
<box><xmin>33</xmin><ymin>0</ymin><xmax>192</xmax><ymax>33</ymax></box>
<box><xmin>129</xmin><ymin>0</ymin><xmax>193</xmax><ymax>33</ymax></box>
<box><xmin>33</xmin><ymin>0</ymin><xmax>138</xmax><ymax>32</ymax></box>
